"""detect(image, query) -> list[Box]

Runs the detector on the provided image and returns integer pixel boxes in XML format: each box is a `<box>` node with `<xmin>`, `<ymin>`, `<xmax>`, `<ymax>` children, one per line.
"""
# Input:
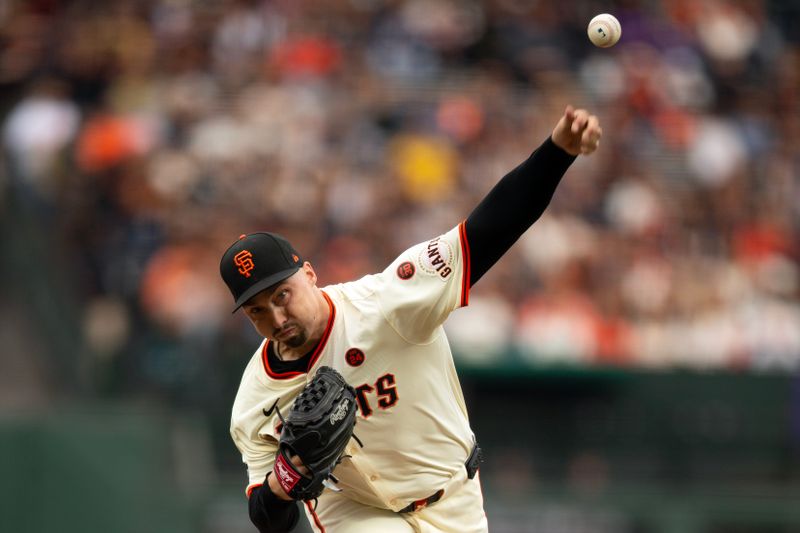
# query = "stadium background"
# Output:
<box><xmin>1</xmin><ymin>0</ymin><xmax>798</xmax><ymax>531</ymax></box>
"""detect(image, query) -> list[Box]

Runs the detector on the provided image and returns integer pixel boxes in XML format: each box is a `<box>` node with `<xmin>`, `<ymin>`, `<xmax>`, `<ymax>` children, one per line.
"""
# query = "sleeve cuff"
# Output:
<box><xmin>543</xmin><ymin>136</ymin><xmax>579</xmax><ymax>165</ymax></box>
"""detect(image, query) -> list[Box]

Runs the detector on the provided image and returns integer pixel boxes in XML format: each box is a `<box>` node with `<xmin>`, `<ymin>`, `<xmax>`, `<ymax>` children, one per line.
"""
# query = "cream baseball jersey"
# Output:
<box><xmin>230</xmin><ymin>223</ymin><xmax>476</xmax><ymax>510</ymax></box>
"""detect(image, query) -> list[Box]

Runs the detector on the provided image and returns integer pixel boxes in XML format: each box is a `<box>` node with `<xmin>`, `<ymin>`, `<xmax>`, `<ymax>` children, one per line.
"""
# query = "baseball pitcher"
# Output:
<box><xmin>221</xmin><ymin>106</ymin><xmax>602</xmax><ymax>532</ymax></box>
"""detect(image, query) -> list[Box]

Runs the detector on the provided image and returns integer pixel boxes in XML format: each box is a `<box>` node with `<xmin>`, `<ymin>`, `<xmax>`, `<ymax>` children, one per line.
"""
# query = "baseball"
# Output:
<box><xmin>587</xmin><ymin>13</ymin><xmax>621</xmax><ymax>48</ymax></box>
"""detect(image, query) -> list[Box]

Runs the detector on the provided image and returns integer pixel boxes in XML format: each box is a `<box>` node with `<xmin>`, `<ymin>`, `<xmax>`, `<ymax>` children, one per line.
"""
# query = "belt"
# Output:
<box><xmin>399</xmin><ymin>442</ymin><xmax>482</xmax><ymax>513</ymax></box>
<box><xmin>398</xmin><ymin>489</ymin><xmax>444</xmax><ymax>513</ymax></box>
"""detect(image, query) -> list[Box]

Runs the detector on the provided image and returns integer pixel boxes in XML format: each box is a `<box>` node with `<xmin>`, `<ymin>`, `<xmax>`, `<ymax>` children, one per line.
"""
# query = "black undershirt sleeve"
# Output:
<box><xmin>248</xmin><ymin>475</ymin><xmax>300</xmax><ymax>533</ymax></box>
<box><xmin>464</xmin><ymin>136</ymin><xmax>577</xmax><ymax>287</ymax></box>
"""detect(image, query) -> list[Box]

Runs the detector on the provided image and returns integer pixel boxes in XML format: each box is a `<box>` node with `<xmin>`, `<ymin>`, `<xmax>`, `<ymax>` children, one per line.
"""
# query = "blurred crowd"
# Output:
<box><xmin>1</xmin><ymin>0</ymin><xmax>799</xmax><ymax>405</ymax></box>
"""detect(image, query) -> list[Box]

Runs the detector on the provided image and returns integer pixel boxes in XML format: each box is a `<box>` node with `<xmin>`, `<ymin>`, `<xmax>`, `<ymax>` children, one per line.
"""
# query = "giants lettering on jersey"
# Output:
<box><xmin>355</xmin><ymin>373</ymin><xmax>399</xmax><ymax>418</ymax></box>
<box><xmin>418</xmin><ymin>237</ymin><xmax>453</xmax><ymax>280</ymax></box>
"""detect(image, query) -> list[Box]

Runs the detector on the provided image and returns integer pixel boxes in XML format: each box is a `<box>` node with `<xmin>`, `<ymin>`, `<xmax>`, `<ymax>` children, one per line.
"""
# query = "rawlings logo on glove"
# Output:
<box><xmin>273</xmin><ymin>366</ymin><xmax>360</xmax><ymax>501</ymax></box>
<box><xmin>274</xmin><ymin>453</ymin><xmax>302</xmax><ymax>492</ymax></box>
<box><xmin>329</xmin><ymin>399</ymin><xmax>350</xmax><ymax>424</ymax></box>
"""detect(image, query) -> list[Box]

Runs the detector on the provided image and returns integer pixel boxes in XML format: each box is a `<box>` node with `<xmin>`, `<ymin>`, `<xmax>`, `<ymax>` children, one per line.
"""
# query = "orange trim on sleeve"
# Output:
<box><xmin>458</xmin><ymin>221</ymin><xmax>471</xmax><ymax>307</ymax></box>
<box><xmin>304</xmin><ymin>500</ymin><xmax>327</xmax><ymax>532</ymax></box>
<box><xmin>261</xmin><ymin>291</ymin><xmax>337</xmax><ymax>379</ymax></box>
<box><xmin>246</xmin><ymin>483</ymin><xmax>263</xmax><ymax>498</ymax></box>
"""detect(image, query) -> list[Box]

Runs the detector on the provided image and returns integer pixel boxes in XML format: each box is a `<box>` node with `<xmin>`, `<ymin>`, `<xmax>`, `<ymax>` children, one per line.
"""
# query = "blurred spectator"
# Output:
<box><xmin>3</xmin><ymin>78</ymin><xmax>80</xmax><ymax>202</ymax></box>
<box><xmin>75</xmin><ymin>112</ymin><xmax>157</xmax><ymax>172</ymax></box>
<box><xmin>0</xmin><ymin>0</ymin><xmax>798</xmax><ymax>410</ymax></box>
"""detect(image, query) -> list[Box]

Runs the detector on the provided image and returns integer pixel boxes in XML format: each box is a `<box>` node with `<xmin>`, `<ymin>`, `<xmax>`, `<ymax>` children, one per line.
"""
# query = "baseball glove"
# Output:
<box><xmin>272</xmin><ymin>366</ymin><xmax>359</xmax><ymax>501</ymax></box>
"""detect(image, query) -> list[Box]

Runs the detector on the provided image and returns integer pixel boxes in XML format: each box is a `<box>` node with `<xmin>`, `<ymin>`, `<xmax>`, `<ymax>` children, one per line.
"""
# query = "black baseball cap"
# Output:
<box><xmin>220</xmin><ymin>232</ymin><xmax>303</xmax><ymax>311</ymax></box>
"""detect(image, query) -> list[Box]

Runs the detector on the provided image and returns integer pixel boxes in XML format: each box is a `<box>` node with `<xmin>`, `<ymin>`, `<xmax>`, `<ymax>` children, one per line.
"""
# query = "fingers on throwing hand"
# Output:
<box><xmin>570</xmin><ymin>108</ymin><xmax>589</xmax><ymax>134</ymax></box>
<box><xmin>580</xmin><ymin>115</ymin><xmax>602</xmax><ymax>154</ymax></box>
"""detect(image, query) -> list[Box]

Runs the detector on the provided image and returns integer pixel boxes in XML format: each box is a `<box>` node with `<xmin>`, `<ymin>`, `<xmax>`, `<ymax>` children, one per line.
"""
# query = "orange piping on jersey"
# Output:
<box><xmin>262</xmin><ymin>340</ymin><xmax>300</xmax><ymax>379</ymax></box>
<box><xmin>304</xmin><ymin>500</ymin><xmax>327</xmax><ymax>532</ymax></box>
<box><xmin>458</xmin><ymin>221</ymin><xmax>471</xmax><ymax>307</ymax></box>
<box><xmin>306</xmin><ymin>291</ymin><xmax>336</xmax><ymax>369</ymax></box>
<box><xmin>245</xmin><ymin>483</ymin><xmax>263</xmax><ymax>498</ymax></box>
<box><xmin>261</xmin><ymin>291</ymin><xmax>337</xmax><ymax>379</ymax></box>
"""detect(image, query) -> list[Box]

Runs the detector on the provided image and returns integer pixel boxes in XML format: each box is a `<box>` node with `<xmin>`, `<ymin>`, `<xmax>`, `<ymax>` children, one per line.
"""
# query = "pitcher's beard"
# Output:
<box><xmin>284</xmin><ymin>330</ymin><xmax>308</xmax><ymax>349</ymax></box>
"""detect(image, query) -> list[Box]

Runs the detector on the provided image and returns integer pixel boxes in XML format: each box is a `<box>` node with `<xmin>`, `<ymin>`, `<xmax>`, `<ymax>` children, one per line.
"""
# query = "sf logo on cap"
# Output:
<box><xmin>234</xmin><ymin>250</ymin><xmax>255</xmax><ymax>277</ymax></box>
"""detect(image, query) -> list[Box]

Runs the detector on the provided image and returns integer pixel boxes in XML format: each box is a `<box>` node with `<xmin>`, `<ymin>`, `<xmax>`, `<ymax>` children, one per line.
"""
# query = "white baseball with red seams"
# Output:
<box><xmin>588</xmin><ymin>13</ymin><xmax>622</xmax><ymax>48</ymax></box>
